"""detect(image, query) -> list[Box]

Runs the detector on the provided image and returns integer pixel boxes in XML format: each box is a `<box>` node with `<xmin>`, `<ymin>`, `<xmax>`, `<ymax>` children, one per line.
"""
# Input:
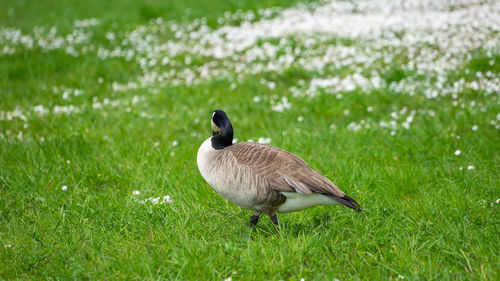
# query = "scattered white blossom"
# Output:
<box><xmin>271</xmin><ymin>97</ymin><xmax>291</xmax><ymax>112</ymax></box>
<box><xmin>257</xmin><ymin>137</ymin><xmax>271</xmax><ymax>144</ymax></box>
<box><xmin>137</xmin><ymin>195</ymin><xmax>173</xmax><ymax>205</ymax></box>
<box><xmin>0</xmin><ymin>0</ymin><xmax>498</xmax><ymax>144</ymax></box>
<box><xmin>162</xmin><ymin>195</ymin><xmax>173</xmax><ymax>204</ymax></box>
<box><xmin>61</xmin><ymin>185</ymin><xmax>68</xmax><ymax>191</ymax></box>
<box><xmin>454</xmin><ymin>150</ymin><xmax>461</xmax><ymax>156</ymax></box>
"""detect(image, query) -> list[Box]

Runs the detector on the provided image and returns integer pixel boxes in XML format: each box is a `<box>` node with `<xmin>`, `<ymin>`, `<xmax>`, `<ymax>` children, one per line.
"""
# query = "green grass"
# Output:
<box><xmin>1</xmin><ymin>0</ymin><xmax>499</xmax><ymax>280</ymax></box>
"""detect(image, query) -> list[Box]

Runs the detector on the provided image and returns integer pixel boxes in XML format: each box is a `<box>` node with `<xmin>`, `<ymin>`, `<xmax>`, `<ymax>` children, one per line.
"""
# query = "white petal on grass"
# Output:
<box><xmin>297</xmin><ymin>116</ymin><xmax>304</xmax><ymax>122</ymax></box>
<box><xmin>172</xmin><ymin>140</ymin><xmax>179</xmax><ymax>147</ymax></box>
<box><xmin>257</xmin><ymin>137</ymin><xmax>271</xmax><ymax>144</ymax></box>
<box><xmin>467</xmin><ymin>165</ymin><xmax>474</xmax><ymax>170</ymax></box>
<box><xmin>61</xmin><ymin>185</ymin><xmax>68</xmax><ymax>191</ymax></box>
<box><xmin>271</xmin><ymin>97</ymin><xmax>291</xmax><ymax>112</ymax></box>
<box><xmin>162</xmin><ymin>195</ymin><xmax>173</xmax><ymax>204</ymax></box>
<box><xmin>133</xmin><ymin>190</ymin><xmax>140</xmax><ymax>195</ymax></box>
<box><xmin>472</xmin><ymin>125</ymin><xmax>478</xmax><ymax>131</ymax></box>
<box><xmin>454</xmin><ymin>150</ymin><xmax>461</xmax><ymax>156</ymax></box>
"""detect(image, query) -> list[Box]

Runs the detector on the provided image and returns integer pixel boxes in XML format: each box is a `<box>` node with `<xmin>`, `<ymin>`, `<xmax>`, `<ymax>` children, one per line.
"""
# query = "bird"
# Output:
<box><xmin>197</xmin><ymin>110</ymin><xmax>361</xmax><ymax>228</ymax></box>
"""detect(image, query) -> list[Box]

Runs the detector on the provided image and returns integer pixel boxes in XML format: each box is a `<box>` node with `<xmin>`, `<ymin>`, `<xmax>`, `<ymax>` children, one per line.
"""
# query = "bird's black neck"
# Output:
<box><xmin>211</xmin><ymin>120</ymin><xmax>233</xmax><ymax>150</ymax></box>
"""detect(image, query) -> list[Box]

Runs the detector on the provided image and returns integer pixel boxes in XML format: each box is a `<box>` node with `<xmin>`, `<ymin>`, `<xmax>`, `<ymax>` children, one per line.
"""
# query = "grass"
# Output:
<box><xmin>1</xmin><ymin>0</ymin><xmax>499</xmax><ymax>280</ymax></box>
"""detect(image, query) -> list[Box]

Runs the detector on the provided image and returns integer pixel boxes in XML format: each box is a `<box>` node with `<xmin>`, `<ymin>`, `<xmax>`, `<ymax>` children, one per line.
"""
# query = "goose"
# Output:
<box><xmin>197</xmin><ymin>110</ymin><xmax>361</xmax><ymax>228</ymax></box>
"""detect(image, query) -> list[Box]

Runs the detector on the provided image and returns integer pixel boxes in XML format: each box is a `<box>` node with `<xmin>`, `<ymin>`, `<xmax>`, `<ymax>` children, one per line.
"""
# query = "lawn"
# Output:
<box><xmin>1</xmin><ymin>0</ymin><xmax>499</xmax><ymax>280</ymax></box>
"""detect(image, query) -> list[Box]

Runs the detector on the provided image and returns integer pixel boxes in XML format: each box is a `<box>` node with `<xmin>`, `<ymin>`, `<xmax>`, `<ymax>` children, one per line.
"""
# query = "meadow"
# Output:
<box><xmin>1</xmin><ymin>0</ymin><xmax>499</xmax><ymax>279</ymax></box>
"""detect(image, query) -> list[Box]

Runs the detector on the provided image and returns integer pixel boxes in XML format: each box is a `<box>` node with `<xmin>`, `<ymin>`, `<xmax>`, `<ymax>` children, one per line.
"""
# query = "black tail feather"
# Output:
<box><xmin>328</xmin><ymin>194</ymin><xmax>362</xmax><ymax>212</ymax></box>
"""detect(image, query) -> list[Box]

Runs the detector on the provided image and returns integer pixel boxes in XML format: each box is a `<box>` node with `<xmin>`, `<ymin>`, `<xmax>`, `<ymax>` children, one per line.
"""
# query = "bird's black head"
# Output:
<box><xmin>211</xmin><ymin>110</ymin><xmax>233</xmax><ymax>150</ymax></box>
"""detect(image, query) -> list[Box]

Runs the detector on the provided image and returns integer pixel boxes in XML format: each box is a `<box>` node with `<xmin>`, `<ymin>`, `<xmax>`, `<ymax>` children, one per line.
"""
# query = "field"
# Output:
<box><xmin>1</xmin><ymin>0</ymin><xmax>499</xmax><ymax>279</ymax></box>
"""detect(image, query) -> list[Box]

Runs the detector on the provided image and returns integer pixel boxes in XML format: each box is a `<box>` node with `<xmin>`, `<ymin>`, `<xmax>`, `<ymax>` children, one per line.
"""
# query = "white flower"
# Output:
<box><xmin>271</xmin><ymin>97</ymin><xmax>291</xmax><ymax>112</ymax></box>
<box><xmin>472</xmin><ymin>125</ymin><xmax>478</xmax><ymax>131</ymax></box>
<box><xmin>367</xmin><ymin>106</ymin><xmax>373</xmax><ymax>112</ymax></box>
<box><xmin>224</xmin><ymin>278</ymin><xmax>232</xmax><ymax>281</ymax></box>
<box><xmin>397</xmin><ymin>275</ymin><xmax>405</xmax><ymax>279</ymax></box>
<box><xmin>4</xmin><ymin>244</ymin><xmax>12</xmax><ymax>248</ymax></box>
<box><xmin>343</xmin><ymin>109</ymin><xmax>350</xmax><ymax>116</ymax></box>
<box><xmin>297</xmin><ymin>116</ymin><xmax>304</xmax><ymax>122</ymax></box>
<box><xmin>454</xmin><ymin>150</ymin><xmax>461</xmax><ymax>156</ymax></box>
<box><xmin>257</xmin><ymin>137</ymin><xmax>271</xmax><ymax>144</ymax></box>
<box><xmin>253</xmin><ymin>96</ymin><xmax>261</xmax><ymax>103</ymax></box>
<box><xmin>467</xmin><ymin>165</ymin><xmax>474</xmax><ymax>170</ymax></box>
<box><xmin>496</xmin><ymin>199</ymin><xmax>500</xmax><ymax>204</ymax></box>
<box><xmin>172</xmin><ymin>140</ymin><xmax>179</xmax><ymax>147</ymax></box>
<box><xmin>390</xmin><ymin>131</ymin><xmax>396</xmax><ymax>136</ymax></box>
<box><xmin>133</xmin><ymin>190</ymin><xmax>140</xmax><ymax>195</ymax></box>
<box><xmin>61</xmin><ymin>185</ymin><xmax>68</xmax><ymax>191</ymax></box>
<box><xmin>162</xmin><ymin>195</ymin><xmax>173</xmax><ymax>204</ymax></box>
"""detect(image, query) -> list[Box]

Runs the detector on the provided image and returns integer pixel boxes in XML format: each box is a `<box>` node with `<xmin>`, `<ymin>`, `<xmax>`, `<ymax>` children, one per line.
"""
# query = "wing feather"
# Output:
<box><xmin>226</xmin><ymin>142</ymin><xmax>345</xmax><ymax>197</ymax></box>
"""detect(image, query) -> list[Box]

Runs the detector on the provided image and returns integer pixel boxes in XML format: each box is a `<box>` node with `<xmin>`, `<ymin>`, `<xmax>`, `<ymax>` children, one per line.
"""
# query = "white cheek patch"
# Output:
<box><xmin>211</xmin><ymin>119</ymin><xmax>221</xmax><ymax>132</ymax></box>
<box><xmin>212</xmin><ymin>112</ymin><xmax>216</xmax><ymax>118</ymax></box>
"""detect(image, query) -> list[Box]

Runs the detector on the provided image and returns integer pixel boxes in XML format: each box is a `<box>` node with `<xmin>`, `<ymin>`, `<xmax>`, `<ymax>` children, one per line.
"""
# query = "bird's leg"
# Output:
<box><xmin>249</xmin><ymin>211</ymin><xmax>261</xmax><ymax>228</ymax></box>
<box><xmin>270</xmin><ymin>214</ymin><xmax>279</xmax><ymax>230</ymax></box>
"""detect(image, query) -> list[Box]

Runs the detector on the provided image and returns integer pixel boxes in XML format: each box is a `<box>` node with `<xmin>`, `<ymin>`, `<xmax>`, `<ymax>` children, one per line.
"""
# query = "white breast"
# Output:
<box><xmin>197</xmin><ymin>137</ymin><xmax>256</xmax><ymax>209</ymax></box>
<box><xmin>197</xmin><ymin>137</ymin><xmax>214</xmax><ymax>181</ymax></box>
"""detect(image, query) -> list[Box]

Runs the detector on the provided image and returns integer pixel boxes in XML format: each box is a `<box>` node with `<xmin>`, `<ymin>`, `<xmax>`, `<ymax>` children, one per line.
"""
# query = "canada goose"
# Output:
<box><xmin>197</xmin><ymin>110</ymin><xmax>361</xmax><ymax>228</ymax></box>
